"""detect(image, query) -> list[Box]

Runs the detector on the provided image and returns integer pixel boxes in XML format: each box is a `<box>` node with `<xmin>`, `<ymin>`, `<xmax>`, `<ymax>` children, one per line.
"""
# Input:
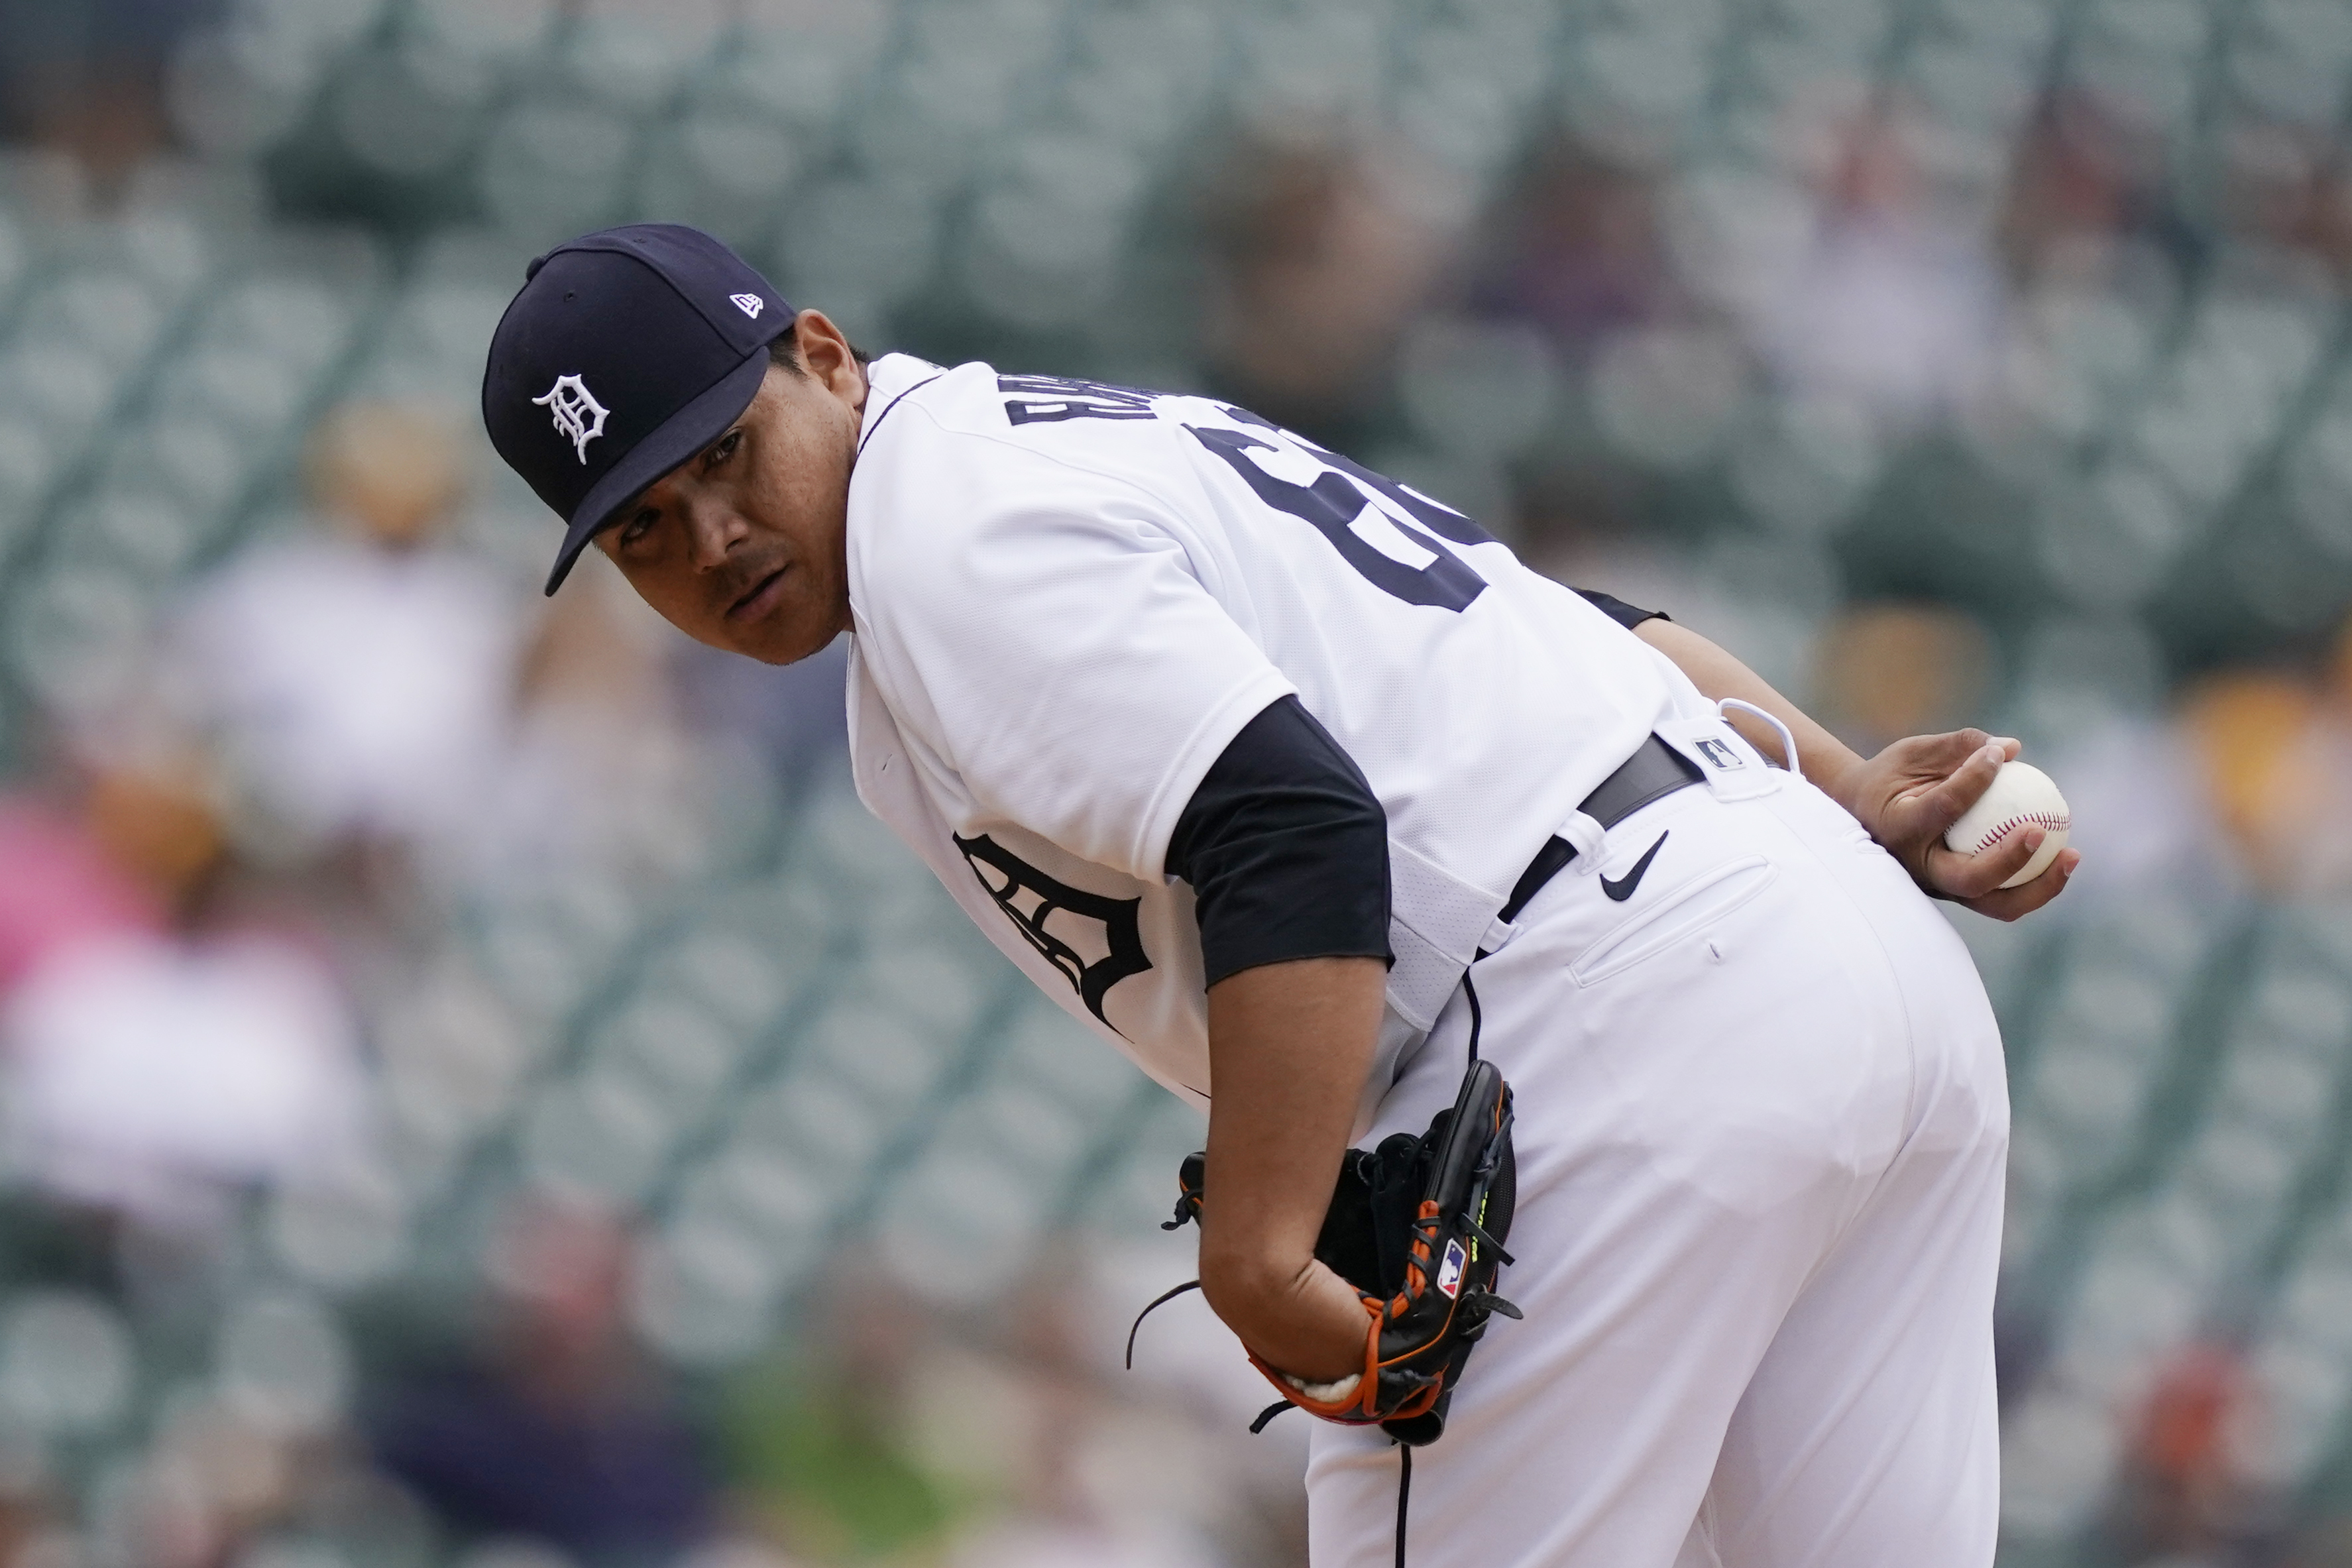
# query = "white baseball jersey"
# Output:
<box><xmin>842</xmin><ymin>353</ymin><xmax>1704</xmax><ymax>1119</ymax></box>
<box><xmin>837</xmin><ymin>354</ymin><xmax>2009</xmax><ymax>1566</ymax></box>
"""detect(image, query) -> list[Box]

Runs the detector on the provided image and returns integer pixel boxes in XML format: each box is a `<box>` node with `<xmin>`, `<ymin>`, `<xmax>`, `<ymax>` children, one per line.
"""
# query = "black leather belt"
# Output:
<box><xmin>1498</xmin><ymin>735</ymin><xmax>1705</xmax><ymax>923</ymax></box>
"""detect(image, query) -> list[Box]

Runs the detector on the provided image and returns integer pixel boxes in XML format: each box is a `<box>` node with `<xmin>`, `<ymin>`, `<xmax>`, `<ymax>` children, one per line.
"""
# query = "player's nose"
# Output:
<box><xmin>679</xmin><ymin>496</ymin><xmax>752</xmax><ymax>570</ymax></box>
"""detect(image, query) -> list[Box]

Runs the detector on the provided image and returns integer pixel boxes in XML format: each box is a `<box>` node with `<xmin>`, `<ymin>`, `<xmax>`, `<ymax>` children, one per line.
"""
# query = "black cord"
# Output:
<box><xmin>1123</xmin><ymin>1279</ymin><xmax>1201</xmax><ymax>1369</ymax></box>
<box><xmin>1463</xmin><ymin>968</ymin><xmax>1483</xmax><ymax>1064</ymax></box>
<box><xmin>1251</xmin><ymin>1400</ymin><xmax>1295</xmax><ymax>1433</ymax></box>
<box><xmin>1394</xmin><ymin>1443</ymin><xmax>1412</xmax><ymax>1568</ymax></box>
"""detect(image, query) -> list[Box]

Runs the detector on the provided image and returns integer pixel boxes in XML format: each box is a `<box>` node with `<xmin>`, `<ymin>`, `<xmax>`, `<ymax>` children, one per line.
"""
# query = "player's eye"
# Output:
<box><xmin>705</xmin><ymin>429</ymin><xmax>742</xmax><ymax>469</ymax></box>
<box><xmin>618</xmin><ymin>508</ymin><xmax>659</xmax><ymax>547</ymax></box>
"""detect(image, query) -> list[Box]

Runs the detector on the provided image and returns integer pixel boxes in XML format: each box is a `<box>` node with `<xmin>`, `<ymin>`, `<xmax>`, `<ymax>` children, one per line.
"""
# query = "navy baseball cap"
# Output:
<box><xmin>482</xmin><ymin>224</ymin><xmax>791</xmax><ymax>594</ymax></box>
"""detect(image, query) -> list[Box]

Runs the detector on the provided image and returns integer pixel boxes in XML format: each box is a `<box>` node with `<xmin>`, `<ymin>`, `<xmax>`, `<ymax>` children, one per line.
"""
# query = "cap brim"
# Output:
<box><xmin>542</xmin><ymin>347</ymin><xmax>773</xmax><ymax>594</ymax></box>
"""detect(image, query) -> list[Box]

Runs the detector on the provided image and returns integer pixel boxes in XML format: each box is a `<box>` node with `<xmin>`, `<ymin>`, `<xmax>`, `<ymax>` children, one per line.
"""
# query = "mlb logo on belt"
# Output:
<box><xmin>1695</xmin><ymin>738</ymin><xmax>1744</xmax><ymax>770</ymax></box>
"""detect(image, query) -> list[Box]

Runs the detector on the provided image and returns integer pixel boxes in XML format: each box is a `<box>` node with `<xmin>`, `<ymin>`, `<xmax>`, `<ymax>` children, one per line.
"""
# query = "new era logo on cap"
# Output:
<box><xmin>731</xmin><ymin>293</ymin><xmax>763</xmax><ymax>319</ymax></box>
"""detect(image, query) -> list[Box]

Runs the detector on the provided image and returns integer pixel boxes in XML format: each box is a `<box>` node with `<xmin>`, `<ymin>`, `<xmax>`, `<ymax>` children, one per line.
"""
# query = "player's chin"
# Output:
<box><xmin>731</xmin><ymin>604</ymin><xmax>832</xmax><ymax>665</ymax></box>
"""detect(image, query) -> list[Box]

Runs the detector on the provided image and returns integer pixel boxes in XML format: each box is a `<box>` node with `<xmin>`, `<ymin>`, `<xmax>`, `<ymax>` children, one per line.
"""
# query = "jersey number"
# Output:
<box><xmin>1186</xmin><ymin>410</ymin><xmax>1493</xmax><ymax>611</ymax></box>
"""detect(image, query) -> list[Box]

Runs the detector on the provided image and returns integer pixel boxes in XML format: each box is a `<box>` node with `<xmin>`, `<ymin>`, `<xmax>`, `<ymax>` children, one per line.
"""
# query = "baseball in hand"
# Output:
<box><xmin>1943</xmin><ymin>760</ymin><xmax>2071</xmax><ymax>889</ymax></box>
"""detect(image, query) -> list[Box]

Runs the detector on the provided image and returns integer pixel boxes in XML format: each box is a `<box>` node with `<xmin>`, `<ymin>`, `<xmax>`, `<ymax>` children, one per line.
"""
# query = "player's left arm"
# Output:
<box><xmin>1631</xmin><ymin>618</ymin><xmax>2078</xmax><ymax>922</ymax></box>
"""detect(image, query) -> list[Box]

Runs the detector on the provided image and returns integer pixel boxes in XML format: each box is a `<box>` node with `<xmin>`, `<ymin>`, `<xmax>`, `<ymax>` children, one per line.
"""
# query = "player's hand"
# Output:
<box><xmin>1840</xmin><ymin>729</ymin><xmax>2080</xmax><ymax>922</ymax></box>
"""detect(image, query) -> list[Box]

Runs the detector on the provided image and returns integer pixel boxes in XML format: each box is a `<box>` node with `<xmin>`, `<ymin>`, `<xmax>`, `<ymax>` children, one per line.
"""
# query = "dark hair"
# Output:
<box><xmin>767</xmin><ymin>321</ymin><xmax>873</xmax><ymax>376</ymax></box>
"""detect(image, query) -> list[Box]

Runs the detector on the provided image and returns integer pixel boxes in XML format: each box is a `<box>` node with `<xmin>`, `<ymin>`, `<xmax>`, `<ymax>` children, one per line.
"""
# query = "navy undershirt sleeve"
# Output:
<box><xmin>1166</xmin><ymin>592</ymin><xmax>1654</xmax><ymax>988</ymax></box>
<box><xmin>1164</xmin><ymin>695</ymin><xmax>1391</xmax><ymax>989</ymax></box>
<box><xmin>1574</xmin><ymin>587</ymin><xmax>1667</xmax><ymax>630</ymax></box>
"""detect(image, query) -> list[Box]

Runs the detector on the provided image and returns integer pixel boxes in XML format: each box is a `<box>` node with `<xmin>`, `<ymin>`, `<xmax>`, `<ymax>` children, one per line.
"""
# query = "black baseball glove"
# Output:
<box><xmin>1150</xmin><ymin>1057</ymin><xmax>1520</xmax><ymax>1447</ymax></box>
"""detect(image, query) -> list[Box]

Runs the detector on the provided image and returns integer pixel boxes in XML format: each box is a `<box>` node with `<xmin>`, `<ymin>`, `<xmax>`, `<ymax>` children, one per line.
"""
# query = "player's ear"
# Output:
<box><xmin>789</xmin><ymin>310</ymin><xmax>864</xmax><ymax>402</ymax></box>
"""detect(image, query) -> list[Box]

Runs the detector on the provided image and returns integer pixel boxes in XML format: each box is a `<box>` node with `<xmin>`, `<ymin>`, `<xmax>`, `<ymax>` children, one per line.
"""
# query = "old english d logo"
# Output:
<box><xmin>953</xmin><ymin>834</ymin><xmax>1150</xmax><ymax>1030</ymax></box>
<box><xmin>532</xmin><ymin>373</ymin><xmax>608</xmax><ymax>463</ymax></box>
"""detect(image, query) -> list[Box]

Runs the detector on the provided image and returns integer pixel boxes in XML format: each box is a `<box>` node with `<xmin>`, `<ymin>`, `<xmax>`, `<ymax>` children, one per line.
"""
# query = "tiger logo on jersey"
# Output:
<box><xmin>952</xmin><ymin>834</ymin><xmax>1150</xmax><ymax>1030</ymax></box>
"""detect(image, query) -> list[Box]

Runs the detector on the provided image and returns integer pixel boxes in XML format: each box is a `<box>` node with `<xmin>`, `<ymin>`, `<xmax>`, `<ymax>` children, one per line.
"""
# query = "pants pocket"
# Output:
<box><xmin>1570</xmin><ymin>856</ymin><xmax>1777</xmax><ymax>986</ymax></box>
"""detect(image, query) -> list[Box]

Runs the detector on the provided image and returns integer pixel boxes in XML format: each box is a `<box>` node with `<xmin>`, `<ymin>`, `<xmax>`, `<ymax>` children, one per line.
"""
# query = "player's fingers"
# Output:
<box><xmin>1964</xmin><ymin>846</ymin><xmax>2080</xmax><ymax>922</ymax></box>
<box><xmin>1925</xmin><ymin>823</ymin><xmax>2043</xmax><ymax>900</ymax></box>
<box><xmin>1901</xmin><ymin>740</ymin><xmax>2011</xmax><ymax>839</ymax></box>
<box><xmin>1881</xmin><ymin>728</ymin><xmax>1992</xmax><ymax>783</ymax></box>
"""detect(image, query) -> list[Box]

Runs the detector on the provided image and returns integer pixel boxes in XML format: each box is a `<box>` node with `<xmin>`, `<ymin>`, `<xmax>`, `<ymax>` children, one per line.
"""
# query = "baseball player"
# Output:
<box><xmin>482</xmin><ymin>226</ymin><xmax>2075</xmax><ymax>1568</ymax></box>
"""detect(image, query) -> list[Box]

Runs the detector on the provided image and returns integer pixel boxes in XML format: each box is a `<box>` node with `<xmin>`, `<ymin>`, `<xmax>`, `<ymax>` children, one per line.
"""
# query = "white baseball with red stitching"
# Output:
<box><xmin>1942</xmin><ymin>759</ymin><xmax>2071</xmax><ymax>889</ymax></box>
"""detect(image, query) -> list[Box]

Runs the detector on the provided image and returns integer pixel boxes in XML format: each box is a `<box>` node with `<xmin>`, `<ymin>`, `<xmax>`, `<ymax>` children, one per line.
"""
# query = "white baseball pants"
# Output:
<box><xmin>1306</xmin><ymin>771</ymin><xmax>2007</xmax><ymax>1568</ymax></box>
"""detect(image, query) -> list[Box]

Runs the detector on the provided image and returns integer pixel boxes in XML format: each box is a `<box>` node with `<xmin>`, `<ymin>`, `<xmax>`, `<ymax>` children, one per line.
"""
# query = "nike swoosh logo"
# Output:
<box><xmin>1600</xmin><ymin>832</ymin><xmax>1669</xmax><ymax>903</ymax></box>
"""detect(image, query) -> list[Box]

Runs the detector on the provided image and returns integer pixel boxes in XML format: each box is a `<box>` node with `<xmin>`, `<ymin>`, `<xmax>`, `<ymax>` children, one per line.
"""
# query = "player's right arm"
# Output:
<box><xmin>1198</xmin><ymin>954</ymin><xmax>1389</xmax><ymax>1384</ymax></box>
<box><xmin>1630</xmin><ymin>617</ymin><xmax>2078</xmax><ymax>921</ymax></box>
<box><xmin>854</xmin><ymin>417</ymin><xmax>1402</xmax><ymax>1379</ymax></box>
<box><xmin>1170</xmin><ymin>695</ymin><xmax>1397</xmax><ymax>1382</ymax></box>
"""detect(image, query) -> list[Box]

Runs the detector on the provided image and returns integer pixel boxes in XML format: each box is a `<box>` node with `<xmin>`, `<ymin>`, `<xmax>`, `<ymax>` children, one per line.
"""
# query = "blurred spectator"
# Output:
<box><xmin>722</xmin><ymin>1253</ymin><xmax>1251</xmax><ymax>1568</ymax></box>
<box><xmin>0</xmin><ymin>0</ymin><xmax>215</xmax><ymax>186</ymax></box>
<box><xmin>2213</xmin><ymin>122</ymin><xmax>2352</xmax><ymax>290</ymax></box>
<box><xmin>2178</xmin><ymin>618</ymin><xmax>2352</xmax><ymax>897</ymax></box>
<box><xmin>2105</xmin><ymin>1340</ymin><xmax>2272</xmax><ymax>1563</ymax></box>
<box><xmin>89</xmin><ymin>1394</ymin><xmax>332</xmax><ymax>1568</ymax></box>
<box><xmin>1999</xmin><ymin>93</ymin><xmax>2178</xmax><ymax>286</ymax></box>
<box><xmin>2178</xmin><ymin>668</ymin><xmax>2345</xmax><ymax>894</ymax></box>
<box><xmin>7</xmin><ymin>928</ymin><xmax>362</xmax><ymax>1220</ymax></box>
<box><xmin>728</xmin><ymin>1269</ymin><xmax>954</xmax><ymax>1563</ymax></box>
<box><xmin>1809</xmin><ymin>601</ymin><xmax>1995</xmax><ymax>757</ymax></box>
<box><xmin>0</xmin><ymin>1441</ymin><xmax>66</xmax><ymax>1568</ymax></box>
<box><xmin>373</xmin><ymin>1198</ymin><xmax>717</xmax><ymax>1568</ymax></box>
<box><xmin>174</xmin><ymin>400</ymin><xmax>520</xmax><ymax>881</ymax></box>
<box><xmin>485</xmin><ymin>556</ymin><xmax>718</xmax><ymax>886</ymax></box>
<box><xmin>0</xmin><ymin>763</ymin><xmax>364</xmax><ymax>1227</ymax></box>
<box><xmin>941</xmin><ymin>1257</ymin><xmax>1224</xmax><ymax>1568</ymax></box>
<box><xmin>1482</xmin><ymin>141</ymin><xmax>1668</xmax><ymax>357</ymax></box>
<box><xmin>1760</xmin><ymin>109</ymin><xmax>2002</xmax><ymax>431</ymax></box>
<box><xmin>1202</xmin><ymin>128</ymin><xmax>1463</xmax><ymax>446</ymax></box>
<box><xmin>0</xmin><ymin>781</ymin><xmax>166</xmax><ymax>999</ymax></box>
<box><xmin>2313</xmin><ymin>156</ymin><xmax>2352</xmax><ymax>288</ymax></box>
